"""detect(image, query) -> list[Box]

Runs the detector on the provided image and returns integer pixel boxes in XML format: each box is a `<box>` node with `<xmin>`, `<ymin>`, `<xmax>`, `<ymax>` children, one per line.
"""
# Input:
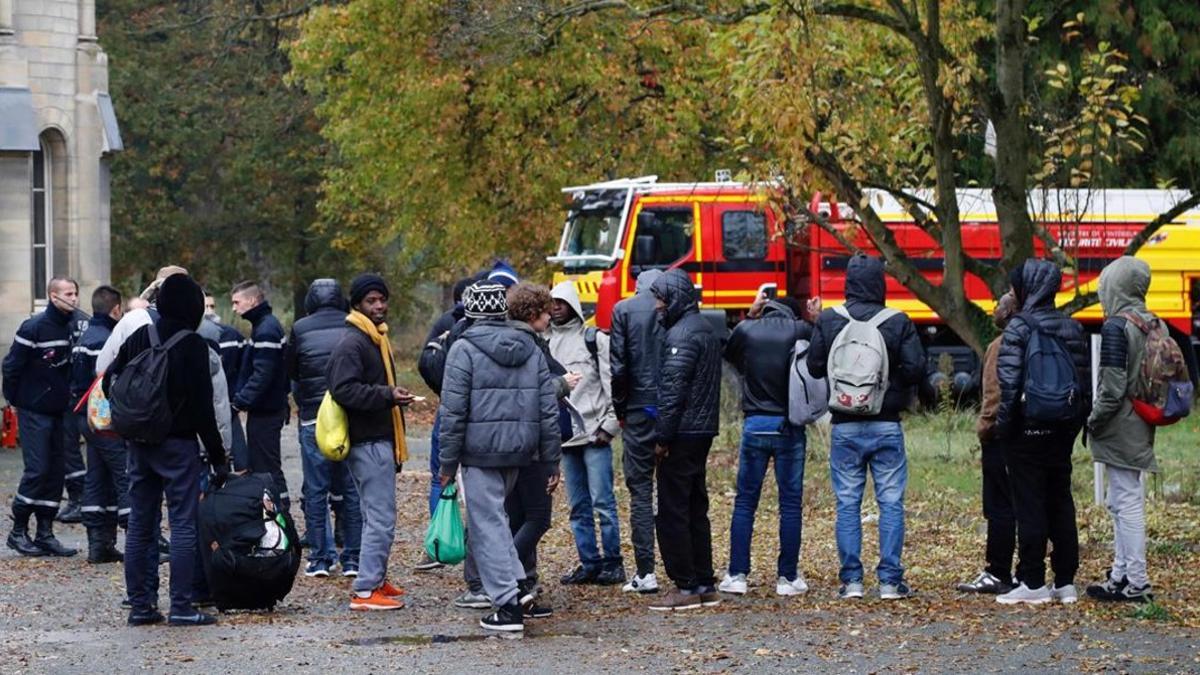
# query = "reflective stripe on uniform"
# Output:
<box><xmin>15</xmin><ymin>493</ymin><xmax>60</xmax><ymax>508</ymax></box>
<box><xmin>80</xmin><ymin>505</ymin><xmax>120</xmax><ymax>513</ymax></box>
<box><xmin>72</xmin><ymin>346</ymin><xmax>103</xmax><ymax>356</ymax></box>
<box><xmin>218</xmin><ymin>341</ymin><xmax>242</xmax><ymax>349</ymax></box>
<box><xmin>14</xmin><ymin>336</ymin><xmax>70</xmax><ymax>349</ymax></box>
<box><xmin>65</xmin><ymin>469</ymin><xmax>87</xmax><ymax>480</ymax></box>
<box><xmin>252</xmin><ymin>341</ymin><xmax>284</xmax><ymax>349</ymax></box>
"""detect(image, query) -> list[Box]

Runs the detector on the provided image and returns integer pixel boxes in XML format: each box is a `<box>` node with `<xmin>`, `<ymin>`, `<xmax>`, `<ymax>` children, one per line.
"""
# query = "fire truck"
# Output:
<box><xmin>548</xmin><ymin>176</ymin><xmax>1200</xmax><ymax>396</ymax></box>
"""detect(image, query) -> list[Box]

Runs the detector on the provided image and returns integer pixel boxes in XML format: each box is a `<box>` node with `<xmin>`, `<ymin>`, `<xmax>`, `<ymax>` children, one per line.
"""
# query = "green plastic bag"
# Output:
<box><xmin>424</xmin><ymin>483</ymin><xmax>466</xmax><ymax>564</ymax></box>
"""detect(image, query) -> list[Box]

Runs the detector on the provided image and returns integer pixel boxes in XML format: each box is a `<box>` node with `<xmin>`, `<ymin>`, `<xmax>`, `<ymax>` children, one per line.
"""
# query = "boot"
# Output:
<box><xmin>56</xmin><ymin>500</ymin><xmax>83</xmax><ymax>524</ymax></box>
<box><xmin>33</xmin><ymin>515</ymin><xmax>77</xmax><ymax>557</ymax></box>
<box><xmin>158</xmin><ymin>533</ymin><xmax>170</xmax><ymax>565</ymax></box>
<box><xmin>87</xmin><ymin>526</ymin><xmax>122</xmax><ymax>564</ymax></box>
<box><xmin>6</xmin><ymin>509</ymin><xmax>46</xmax><ymax>557</ymax></box>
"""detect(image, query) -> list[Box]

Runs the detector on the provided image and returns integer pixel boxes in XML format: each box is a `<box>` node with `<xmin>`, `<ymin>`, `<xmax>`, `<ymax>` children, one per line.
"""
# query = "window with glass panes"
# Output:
<box><xmin>31</xmin><ymin>143</ymin><xmax>49</xmax><ymax>301</ymax></box>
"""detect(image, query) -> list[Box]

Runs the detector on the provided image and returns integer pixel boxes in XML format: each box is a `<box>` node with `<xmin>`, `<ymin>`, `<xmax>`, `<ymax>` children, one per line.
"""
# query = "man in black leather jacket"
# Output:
<box><xmin>645</xmin><ymin>269</ymin><xmax>721</xmax><ymax>611</ymax></box>
<box><xmin>286</xmin><ymin>279</ymin><xmax>361</xmax><ymax>578</ymax></box>
<box><xmin>993</xmin><ymin>259</ymin><xmax>1090</xmax><ymax>606</ymax></box>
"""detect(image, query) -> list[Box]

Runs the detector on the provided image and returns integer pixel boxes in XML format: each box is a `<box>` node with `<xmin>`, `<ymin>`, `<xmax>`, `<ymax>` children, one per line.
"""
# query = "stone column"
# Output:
<box><xmin>78</xmin><ymin>0</ymin><xmax>96</xmax><ymax>41</ymax></box>
<box><xmin>0</xmin><ymin>0</ymin><xmax>14</xmax><ymax>36</ymax></box>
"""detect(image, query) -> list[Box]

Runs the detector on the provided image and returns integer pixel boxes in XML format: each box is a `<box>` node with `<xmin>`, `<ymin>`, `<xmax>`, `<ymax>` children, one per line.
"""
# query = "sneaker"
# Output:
<box><xmin>560</xmin><ymin>564</ymin><xmax>599</xmax><ymax>585</ymax></box>
<box><xmin>415</xmin><ymin>552</ymin><xmax>445</xmax><ymax>571</ymax></box>
<box><xmin>379</xmin><ymin>581</ymin><xmax>405</xmax><ymax>598</ymax></box>
<box><xmin>622</xmin><ymin>573</ymin><xmax>660</xmax><ymax>594</ymax></box>
<box><xmin>480</xmin><ymin>603</ymin><xmax>524</xmax><ymax>632</ymax></box>
<box><xmin>596</xmin><ymin>565</ymin><xmax>627</xmax><ymax>586</ymax></box>
<box><xmin>127</xmin><ymin>609</ymin><xmax>165</xmax><ymax>626</ymax></box>
<box><xmin>879</xmin><ymin>582</ymin><xmax>914</xmax><ymax>600</ymax></box>
<box><xmin>518</xmin><ymin>579</ymin><xmax>539</xmax><ymax>606</ymax></box>
<box><xmin>350</xmin><ymin>589</ymin><xmax>404</xmax><ymax>611</ymax></box>
<box><xmin>1089</xmin><ymin>577</ymin><xmax>1153</xmax><ymax>603</ymax></box>
<box><xmin>304</xmin><ymin>560</ymin><xmax>331</xmax><ymax>578</ymax></box>
<box><xmin>776</xmin><ymin>576</ymin><xmax>810</xmax><ymax>596</ymax></box>
<box><xmin>698</xmin><ymin>586</ymin><xmax>721</xmax><ymax>607</ymax></box>
<box><xmin>453</xmin><ymin>589</ymin><xmax>493</xmax><ymax>609</ymax></box>
<box><xmin>648</xmin><ymin>589</ymin><xmax>703</xmax><ymax>611</ymax></box>
<box><xmin>996</xmin><ymin>582</ymin><xmax>1052</xmax><ymax>605</ymax></box>
<box><xmin>341</xmin><ymin>562</ymin><xmax>359</xmax><ymax>578</ymax></box>
<box><xmin>718</xmin><ymin>573</ymin><xmax>748</xmax><ymax>595</ymax></box>
<box><xmin>1117</xmin><ymin>583</ymin><xmax>1154</xmax><ymax>603</ymax></box>
<box><xmin>168</xmin><ymin>612</ymin><xmax>218</xmax><ymax>627</ymax></box>
<box><xmin>838</xmin><ymin>582</ymin><xmax>865</xmax><ymax>600</ymax></box>
<box><xmin>523</xmin><ymin>602</ymin><xmax>553</xmax><ymax>619</ymax></box>
<box><xmin>1051</xmin><ymin>584</ymin><xmax>1078</xmax><ymax>604</ymax></box>
<box><xmin>1085</xmin><ymin>570</ymin><xmax>1128</xmax><ymax>600</ymax></box>
<box><xmin>192</xmin><ymin>596</ymin><xmax>217</xmax><ymax>609</ymax></box>
<box><xmin>957</xmin><ymin>571</ymin><xmax>1014</xmax><ymax>595</ymax></box>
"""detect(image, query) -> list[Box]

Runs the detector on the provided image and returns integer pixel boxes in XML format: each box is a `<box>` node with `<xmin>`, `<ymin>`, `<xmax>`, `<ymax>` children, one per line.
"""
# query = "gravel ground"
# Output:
<box><xmin>0</xmin><ymin>427</ymin><xmax>1196</xmax><ymax>674</ymax></box>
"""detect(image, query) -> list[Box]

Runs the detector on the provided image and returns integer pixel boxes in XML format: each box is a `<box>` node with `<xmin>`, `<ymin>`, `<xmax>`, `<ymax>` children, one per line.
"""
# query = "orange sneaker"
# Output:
<box><xmin>349</xmin><ymin>589</ymin><xmax>404</xmax><ymax>611</ymax></box>
<box><xmin>379</xmin><ymin>581</ymin><xmax>406</xmax><ymax>598</ymax></box>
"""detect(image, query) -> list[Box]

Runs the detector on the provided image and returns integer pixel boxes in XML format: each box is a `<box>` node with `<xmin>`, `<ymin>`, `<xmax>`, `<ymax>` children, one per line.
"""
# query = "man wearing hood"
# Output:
<box><xmin>994</xmin><ymin>259</ymin><xmax>1089</xmax><ymax>605</ymax></box>
<box><xmin>438</xmin><ymin>282</ymin><xmax>560</xmax><ymax>632</ymax></box>
<box><xmin>645</xmin><ymin>269</ymin><xmax>722</xmax><ymax>611</ymax></box>
<box><xmin>286</xmin><ymin>279</ymin><xmax>361</xmax><ymax>579</ymax></box>
<box><xmin>95</xmin><ymin>265</ymin><xmax>189</xmax><ymax>374</ymax></box>
<box><xmin>1086</xmin><ymin>257</ymin><xmax>1158</xmax><ymax>603</ymax></box>
<box><xmin>807</xmin><ymin>254</ymin><xmax>925</xmax><ymax>601</ymax></box>
<box><xmin>549</xmin><ymin>280</ymin><xmax>624</xmax><ymax>586</ymax></box>
<box><xmin>610</xmin><ymin>268</ymin><xmax>664</xmax><ymax>593</ymax></box>
<box><xmin>104</xmin><ymin>273</ymin><xmax>228</xmax><ymax>627</ymax></box>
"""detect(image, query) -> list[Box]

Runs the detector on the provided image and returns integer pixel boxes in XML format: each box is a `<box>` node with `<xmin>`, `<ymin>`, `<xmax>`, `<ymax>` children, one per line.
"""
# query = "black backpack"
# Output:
<box><xmin>198</xmin><ymin>473</ymin><xmax>301</xmax><ymax>611</ymax></box>
<box><xmin>109</xmin><ymin>325</ymin><xmax>191</xmax><ymax>444</ymax></box>
<box><xmin>1020</xmin><ymin>315</ymin><xmax>1083</xmax><ymax>424</ymax></box>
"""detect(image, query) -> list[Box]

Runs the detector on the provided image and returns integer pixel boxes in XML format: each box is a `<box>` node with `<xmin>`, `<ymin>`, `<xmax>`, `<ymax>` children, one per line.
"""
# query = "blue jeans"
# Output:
<box><xmin>830</xmin><ymin>421</ymin><xmax>907</xmax><ymax>585</ymax></box>
<box><xmin>561</xmin><ymin>444</ymin><xmax>622</xmax><ymax>571</ymax></box>
<box><xmin>299</xmin><ymin>424</ymin><xmax>361</xmax><ymax>566</ymax></box>
<box><xmin>428</xmin><ymin>412</ymin><xmax>442</xmax><ymax>516</ymax></box>
<box><xmin>728</xmin><ymin>416</ymin><xmax>807</xmax><ymax>581</ymax></box>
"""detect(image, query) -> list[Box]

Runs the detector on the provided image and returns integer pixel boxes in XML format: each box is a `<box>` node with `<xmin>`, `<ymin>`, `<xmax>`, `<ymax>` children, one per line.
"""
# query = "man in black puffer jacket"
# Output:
<box><xmin>286</xmin><ymin>279</ymin><xmax>361</xmax><ymax>578</ymax></box>
<box><xmin>645</xmin><ymin>269</ymin><xmax>721</xmax><ymax>612</ymax></box>
<box><xmin>993</xmin><ymin>259</ymin><xmax>1090</xmax><ymax>606</ymax></box>
<box><xmin>807</xmin><ymin>254</ymin><xmax>925</xmax><ymax>601</ymax></box>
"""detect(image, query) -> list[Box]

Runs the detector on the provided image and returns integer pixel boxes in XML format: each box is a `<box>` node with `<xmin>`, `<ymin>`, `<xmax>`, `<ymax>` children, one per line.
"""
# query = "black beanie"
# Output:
<box><xmin>157</xmin><ymin>273</ymin><xmax>204</xmax><ymax>330</ymax></box>
<box><xmin>350</xmin><ymin>273</ymin><xmax>389</xmax><ymax>307</ymax></box>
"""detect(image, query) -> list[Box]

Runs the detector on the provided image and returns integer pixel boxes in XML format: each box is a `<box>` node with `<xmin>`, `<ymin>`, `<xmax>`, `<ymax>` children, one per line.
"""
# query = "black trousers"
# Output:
<box><xmin>80</xmin><ymin>416</ymin><xmax>130</xmax><ymax>529</ymax></box>
<box><xmin>655</xmin><ymin>435</ymin><xmax>715</xmax><ymax>591</ymax></box>
<box><xmin>62</xmin><ymin>412</ymin><xmax>86</xmax><ymax>502</ymax></box>
<box><xmin>1004</xmin><ymin>431</ymin><xmax>1079</xmax><ymax>589</ymax></box>
<box><xmin>622</xmin><ymin>411</ymin><xmax>657</xmax><ymax>577</ymax></box>
<box><xmin>504</xmin><ymin>461</ymin><xmax>555</xmax><ymax>582</ymax></box>
<box><xmin>12</xmin><ymin>409</ymin><xmax>67</xmax><ymax>518</ymax></box>
<box><xmin>981</xmin><ymin>440</ymin><xmax>1016</xmax><ymax>580</ymax></box>
<box><xmin>246</xmin><ymin>409</ymin><xmax>289</xmax><ymax>510</ymax></box>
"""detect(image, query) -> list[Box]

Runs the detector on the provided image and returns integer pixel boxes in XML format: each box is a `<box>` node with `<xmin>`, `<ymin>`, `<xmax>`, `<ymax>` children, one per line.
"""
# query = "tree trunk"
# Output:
<box><xmin>991</xmin><ymin>0</ymin><xmax>1035</xmax><ymax>278</ymax></box>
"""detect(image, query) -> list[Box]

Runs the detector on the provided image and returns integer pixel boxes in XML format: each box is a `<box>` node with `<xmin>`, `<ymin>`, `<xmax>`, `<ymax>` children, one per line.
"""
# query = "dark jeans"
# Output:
<box><xmin>504</xmin><ymin>461</ymin><xmax>555</xmax><ymax>581</ymax></box>
<box><xmin>428</xmin><ymin>412</ymin><xmax>442</xmax><ymax>516</ymax></box>
<box><xmin>246</xmin><ymin>409</ymin><xmax>289</xmax><ymax>510</ymax></box>
<box><xmin>655</xmin><ymin>435</ymin><xmax>715</xmax><ymax>591</ymax></box>
<box><xmin>728</xmin><ymin>416</ymin><xmax>806</xmax><ymax>581</ymax></box>
<box><xmin>61</xmin><ymin>412</ymin><xmax>86</xmax><ymax>502</ymax></box>
<box><xmin>230</xmin><ymin>412</ymin><xmax>249</xmax><ymax>472</ymax></box>
<box><xmin>622</xmin><ymin>410</ymin><xmax>657</xmax><ymax>577</ymax></box>
<box><xmin>80</xmin><ymin>416</ymin><xmax>129</xmax><ymax>529</ymax></box>
<box><xmin>299</xmin><ymin>423</ymin><xmax>361</xmax><ymax>566</ymax></box>
<box><xmin>981</xmin><ymin>440</ymin><xmax>1016</xmax><ymax>581</ymax></box>
<box><xmin>125</xmin><ymin>437</ymin><xmax>203</xmax><ymax>616</ymax></box>
<box><xmin>1005</xmin><ymin>431</ymin><xmax>1079</xmax><ymax>589</ymax></box>
<box><xmin>12</xmin><ymin>409</ymin><xmax>66</xmax><ymax>518</ymax></box>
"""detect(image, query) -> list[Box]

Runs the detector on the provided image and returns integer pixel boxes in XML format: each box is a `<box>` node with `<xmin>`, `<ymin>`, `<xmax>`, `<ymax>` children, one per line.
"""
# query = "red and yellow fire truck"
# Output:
<box><xmin>549</xmin><ymin>176</ymin><xmax>1200</xmax><ymax>392</ymax></box>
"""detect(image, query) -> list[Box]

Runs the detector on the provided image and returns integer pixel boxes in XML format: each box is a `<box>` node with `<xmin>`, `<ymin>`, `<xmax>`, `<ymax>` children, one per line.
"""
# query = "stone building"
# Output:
<box><xmin>0</xmin><ymin>0</ymin><xmax>119</xmax><ymax>393</ymax></box>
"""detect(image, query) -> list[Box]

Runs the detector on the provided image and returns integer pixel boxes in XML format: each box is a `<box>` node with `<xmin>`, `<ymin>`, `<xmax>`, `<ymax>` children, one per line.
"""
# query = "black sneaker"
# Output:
<box><xmin>596</xmin><ymin>566</ymin><xmax>627</xmax><ymax>586</ymax></box>
<box><xmin>168</xmin><ymin>612</ymin><xmax>218</xmax><ymax>627</ymax></box>
<box><xmin>415</xmin><ymin>552</ymin><xmax>445</xmax><ymax>571</ymax></box>
<box><xmin>560</xmin><ymin>564</ymin><xmax>599</xmax><ymax>585</ymax></box>
<box><xmin>127</xmin><ymin>609</ymin><xmax>165</xmax><ymax>626</ymax></box>
<box><xmin>524</xmin><ymin>602</ymin><xmax>553</xmax><ymax>619</ymax></box>
<box><xmin>480</xmin><ymin>602</ymin><xmax>524</xmax><ymax>632</ymax></box>
<box><xmin>1086</xmin><ymin>570</ymin><xmax>1128</xmax><ymax>600</ymax></box>
<box><xmin>518</xmin><ymin>579</ymin><xmax>539</xmax><ymax>606</ymax></box>
<box><xmin>956</xmin><ymin>571</ymin><xmax>1013</xmax><ymax>595</ymax></box>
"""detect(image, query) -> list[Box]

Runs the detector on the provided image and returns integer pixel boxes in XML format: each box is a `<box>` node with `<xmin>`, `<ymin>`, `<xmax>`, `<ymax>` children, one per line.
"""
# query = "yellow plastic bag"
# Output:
<box><xmin>316</xmin><ymin>391</ymin><xmax>350</xmax><ymax>462</ymax></box>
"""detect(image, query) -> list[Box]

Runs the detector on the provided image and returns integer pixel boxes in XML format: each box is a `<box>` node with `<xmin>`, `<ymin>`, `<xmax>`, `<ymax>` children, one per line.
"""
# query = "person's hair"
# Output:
<box><xmin>777</xmin><ymin>296</ymin><xmax>804</xmax><ymax>316</ymax></box>
<box><xmin>506</xmin><ymin>282</ymin><xmax>553</xmax><ymax>324</ymax></box>
<box><xmin>230</xmin><ymin>280</ymin><xmax>264</xmax><ymax>301</ymax></box>
<box><xmin>91</xmin><ymin>285</ymin><xmax>122</xmax><ymax>316</ymax></box>
<box><xmin>452</xmin><ymin>277</ymin><xmax>474</xmax><ymax>304</ymax></box>
<box><xmin>47</xmin><ymin>276</ymin><xmax>78</xmax><ymax>297</ymax></box>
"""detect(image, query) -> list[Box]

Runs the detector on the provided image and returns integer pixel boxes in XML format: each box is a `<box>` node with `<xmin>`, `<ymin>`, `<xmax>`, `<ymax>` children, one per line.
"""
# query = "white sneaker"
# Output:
<box><xmin>1051</xmin><ymin>584</ymin><xmax>1078</xmax><ymax>604</ymax></box>
<box><xmin>622</xmin><ymin>573</ymin><xmax>659</xmax><ymax>594</ymax></box>
<box><xmin>718</xmin><ymin>573</ymin><xmax>748</xmax><ymax>595</ymax></box>
<box><xmin>776</xmin><ymin>576</ymin><xmax>809</xmax><ymax>596</ymax></box>
<box><xmin>996</xmin><ymin>582</ymin><xmax>1052</xmax><ymax>605</ymax></box>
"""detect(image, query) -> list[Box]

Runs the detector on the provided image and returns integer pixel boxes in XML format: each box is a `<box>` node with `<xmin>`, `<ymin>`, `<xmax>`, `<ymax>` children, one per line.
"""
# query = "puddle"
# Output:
<box><xmin>346</xmin><ymin>632</ymin><xmax>591</xmax><ymax>646</ymax></box>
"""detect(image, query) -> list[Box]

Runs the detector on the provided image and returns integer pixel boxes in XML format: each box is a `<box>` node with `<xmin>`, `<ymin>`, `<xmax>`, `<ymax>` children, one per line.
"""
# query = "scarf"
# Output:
<box><xmin>345</xmin><ymin>310</ymin><xmax>408</xmax><ymax>464</ymax></box>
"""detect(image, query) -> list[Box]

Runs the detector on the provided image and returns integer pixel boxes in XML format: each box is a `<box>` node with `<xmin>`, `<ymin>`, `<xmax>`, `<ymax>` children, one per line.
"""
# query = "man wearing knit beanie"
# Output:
<box><xmin>486</xmin><ymin>261</ymin><xmax>519</xmax><ymax>289</ymax></box>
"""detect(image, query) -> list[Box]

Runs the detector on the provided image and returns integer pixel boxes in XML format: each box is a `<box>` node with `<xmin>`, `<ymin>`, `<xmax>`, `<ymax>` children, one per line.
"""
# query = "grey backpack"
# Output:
<box><xmin>788</xmin><ymin>338</ymin><xmax>828</xmax><ymax>426</ymax></box>
<box><xmin>826</xmin><ymin>305</ymin><xmax>899</xmax><ymax>415</ymax></box>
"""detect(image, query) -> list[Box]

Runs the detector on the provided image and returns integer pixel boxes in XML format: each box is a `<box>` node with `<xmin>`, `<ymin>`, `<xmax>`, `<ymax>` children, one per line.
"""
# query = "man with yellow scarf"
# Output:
<box><xmin>326</xmin><ymin>274</ymin><xmax>413</xmax><ymax>611</ymax></box>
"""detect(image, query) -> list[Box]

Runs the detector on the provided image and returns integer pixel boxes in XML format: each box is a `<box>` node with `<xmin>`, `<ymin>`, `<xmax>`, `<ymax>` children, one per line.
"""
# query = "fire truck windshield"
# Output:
<box><xmin>561</xmin><ymin>209</ymin><xmax>622</xmax><ymax>263</ymax></box>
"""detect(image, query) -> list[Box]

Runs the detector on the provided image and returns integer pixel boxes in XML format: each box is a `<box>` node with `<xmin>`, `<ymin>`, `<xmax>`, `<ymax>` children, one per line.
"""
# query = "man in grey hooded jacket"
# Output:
<box><xmin>1086</xmin><ymin>256</ymin><xmax>1158</xmax><ymax>603</ymax></box>
<box><xmin>549</xmin><ymin>281</ymin><xmax>624</xmax><ymax>586</ymax></box>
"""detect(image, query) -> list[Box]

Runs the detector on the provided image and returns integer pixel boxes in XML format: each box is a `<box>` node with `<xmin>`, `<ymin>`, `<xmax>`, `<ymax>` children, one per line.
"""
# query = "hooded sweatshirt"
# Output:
<box><xmin>1088</xmin><ymin>256</ymin><xmax>1157</xmax><ymax>471</ymax></box>
<box><xmin>610</xmin><ymin>269</ymin><xmax>664</xmax><ymax>419</ymax></box>
<box><xmin>549</xmin><ymin>281</ymin><xmax>620</xmax><ymax>447</ymax></box>
<box><xmin>286</xmin><ymin>279</ymin><xmax>348</xmax><ymax>422</ymax></box>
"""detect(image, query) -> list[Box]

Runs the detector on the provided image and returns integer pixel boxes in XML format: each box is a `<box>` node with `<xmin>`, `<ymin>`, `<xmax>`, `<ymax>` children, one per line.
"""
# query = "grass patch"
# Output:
<box><xmin>1129</xmin><ymin>601</ymin><xmax>1173</xmax><ymax>622</ymax></box>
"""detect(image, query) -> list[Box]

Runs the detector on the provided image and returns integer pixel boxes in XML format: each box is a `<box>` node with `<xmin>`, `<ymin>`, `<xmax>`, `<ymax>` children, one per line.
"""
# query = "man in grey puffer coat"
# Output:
<box><xmin>439</xmin><ymin>282</ymin><xmax>561</xmax><ymax>633</ymax></box>
<box><xmin>1086</xmin><ymin>256</ymin><xmax>1159</xmax><ymax>603</ymax></box>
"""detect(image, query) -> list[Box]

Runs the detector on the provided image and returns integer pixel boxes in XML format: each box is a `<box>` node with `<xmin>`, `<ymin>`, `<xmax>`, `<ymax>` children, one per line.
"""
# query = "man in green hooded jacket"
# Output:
<box><xmin>1086</xmin><ymin>256</ymin><xmax>1157</xmax><ymax>603</ymax></box>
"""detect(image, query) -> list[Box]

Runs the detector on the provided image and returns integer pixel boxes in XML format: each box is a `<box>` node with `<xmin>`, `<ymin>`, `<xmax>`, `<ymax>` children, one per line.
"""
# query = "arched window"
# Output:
<box><xmin>31</xmin><ymin>138</ymin><xmax>50</xmax><ymax>302</ymax></box>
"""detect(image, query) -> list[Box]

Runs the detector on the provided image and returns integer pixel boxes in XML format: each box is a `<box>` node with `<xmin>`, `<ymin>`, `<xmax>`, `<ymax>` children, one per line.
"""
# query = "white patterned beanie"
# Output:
<box><xmin>463</xmin><ymin>282</ymin><xmax>508</xmax><ymax>320</ymax></box>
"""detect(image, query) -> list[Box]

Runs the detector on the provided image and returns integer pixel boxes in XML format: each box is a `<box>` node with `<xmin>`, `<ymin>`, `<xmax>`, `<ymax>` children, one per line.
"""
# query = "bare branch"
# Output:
<box><xmin>1124</xmin><ymin>192</ymin><xmax>1200</xmax><ymax>256</ymax></box>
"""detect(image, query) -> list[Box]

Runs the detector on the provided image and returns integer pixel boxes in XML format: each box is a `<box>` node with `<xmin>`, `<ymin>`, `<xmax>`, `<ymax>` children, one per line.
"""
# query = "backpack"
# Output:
<box><xmin>1019</xmin><ymin>315</ymin><xmax>1083</xmax><ymax>424</ymax></box>
<box><xmin>789</xmin><ymin>338</ymin><xmax>829</xmax><ymax>426</ymax></box>
<box><xmin>826</xmin><ymin>305</ymin><xmax>899</xmax><ymax>415</ymax></box>
<box><xmin>585</xmin><ymin>326</ymin><xmax>602</xmax><ymax>373</ymax></box>
<box><xmin>1121</xmin><ymin>312</ymin><xmax>1193</xmax><ymax>426</ymax></box>
<box><xmin>198</xmin><ymin>473</ymin><xmax>301</xmax><ymax>611</ymax></box>
<box><xmin>108</xmin><ymin>325</ymin><xmax>191</xmax><ymax>444</ymax></box>
<box><xmin>417</xmin><ymin>332</ymin><xmax>449</xmax><ymax>395</ymax></box>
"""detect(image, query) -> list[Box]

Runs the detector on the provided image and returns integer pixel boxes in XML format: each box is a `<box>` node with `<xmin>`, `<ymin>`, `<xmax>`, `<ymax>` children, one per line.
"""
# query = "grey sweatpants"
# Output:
<box><xmin>461</xmin><ymin>465</ymin><xmax>524</xmax><ymax>608</ymax></box>
<box><xmin>1105</xmin><ymin>464</ymin><xmax>1149</xmax><ymax>587</ymax></box>
<box><xmin>347</xmin><ymin>440</ymin><xmax>397</xmax><ymax>594</ymax></box>
<box><xmin>622</xmin><ymin>411</ymin><xmax>657</xmax><ymax>577</ymax></box>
